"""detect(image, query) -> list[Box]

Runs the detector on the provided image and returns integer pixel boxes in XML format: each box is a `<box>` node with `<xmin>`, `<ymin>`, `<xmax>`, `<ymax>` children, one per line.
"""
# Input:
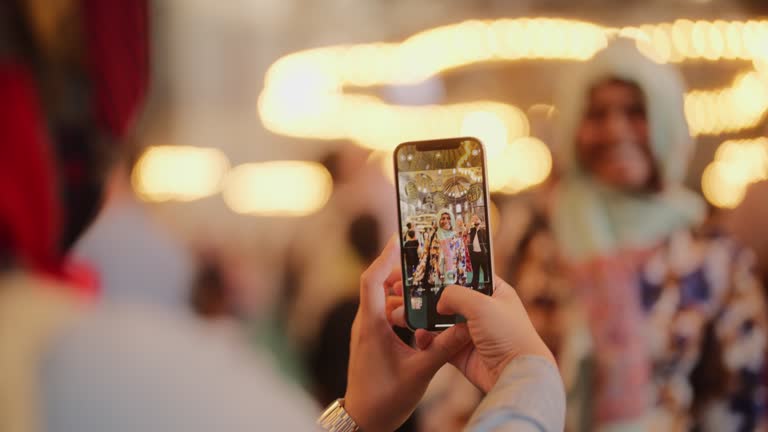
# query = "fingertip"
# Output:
<box><xmin>393</xmin><ymin>281</ymin><xmax>404</xmax><ymax>296</ymax></box>
<box><xmin>389</xmin><ymin>305</ymin><xmax>407</xmax><ymax>328</ymax></box>
<box><xmin>436</xmin><ymin>285</ymin><xmax>461</xmax><ymax>315</ymax></box>
<box><xmin>359</xmin><ymin>236</ymin><xmax>402</xmax><ymax>314</ymax></box>
<box><xmin>384</xmin><ymin>234</ymin><xmax>399</xmax><ymax>254</ymax></box>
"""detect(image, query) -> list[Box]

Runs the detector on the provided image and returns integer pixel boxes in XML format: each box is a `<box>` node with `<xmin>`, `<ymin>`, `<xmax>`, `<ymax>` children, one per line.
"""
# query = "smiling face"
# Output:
<box><xmin>439</xmin><ymin>212</ymin><xmax>452</xmax><ymax>230</ymax></box>
<box><xmin>575</xmin><ymin>78</ymin><xmax>656</xmax><ymax>191</ymax></box>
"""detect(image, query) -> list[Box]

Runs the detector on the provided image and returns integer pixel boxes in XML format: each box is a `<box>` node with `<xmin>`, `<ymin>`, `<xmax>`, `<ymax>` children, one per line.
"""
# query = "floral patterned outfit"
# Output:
<box><xmin>514</xmin><ymin>223</ymin><xmax>767</xmax><ymax>431</ymax></box>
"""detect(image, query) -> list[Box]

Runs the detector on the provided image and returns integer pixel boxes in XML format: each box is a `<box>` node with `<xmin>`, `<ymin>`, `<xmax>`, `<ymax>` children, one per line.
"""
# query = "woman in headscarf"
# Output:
<box><xmin>414</xmin><ymin>210</ymin><xmax>469</xmax><ymax>288</ymax></box>
<box><xmin>513</xmin><ymin>40</ymin><xmax>766</xmax><ymax>431</ymax></box>
<box><xmin>412</xmin><ymin>210</ymin><xmax>469</xmax><ymax>322</ymax></box>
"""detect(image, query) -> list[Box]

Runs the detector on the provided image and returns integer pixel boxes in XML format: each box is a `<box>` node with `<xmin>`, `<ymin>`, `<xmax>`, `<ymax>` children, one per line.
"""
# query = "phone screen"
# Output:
<box><xmin>394</xmin><ymin>137</ymin><xmax>493</xmax><ymax>330</ymax></box>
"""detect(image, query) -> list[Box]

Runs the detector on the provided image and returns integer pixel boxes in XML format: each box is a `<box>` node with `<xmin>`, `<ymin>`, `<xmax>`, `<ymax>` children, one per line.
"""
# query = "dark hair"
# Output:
<box><xmin>406</xmin><ymin>222</ymin><xmax>412</xmax><ymax>229</ymax></box>
<box><xmin>190</xmin><ymin>258</ymin><xmax>231</xmax><ymax>318</ymax></box>
<box><xmin>407</xmin><ymin>230</ymin><xmax>416</xmax><ymax>239</ymax></box>
<box><xmin>347</xmin><ymin>213</ymin><xmax>380</xmax><ymax>265</ymax></box>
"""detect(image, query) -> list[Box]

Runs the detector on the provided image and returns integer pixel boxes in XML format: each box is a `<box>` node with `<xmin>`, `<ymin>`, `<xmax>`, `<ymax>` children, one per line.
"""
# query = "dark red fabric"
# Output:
<box><xmin>0</xmin><ymin>64</ymin><xmax>62</xmax><ymax>274</ymax></box>
<box><xmin>81</xmin><ymin>0</ymin><xmax>149</xmax><ymax>138</ymax></box>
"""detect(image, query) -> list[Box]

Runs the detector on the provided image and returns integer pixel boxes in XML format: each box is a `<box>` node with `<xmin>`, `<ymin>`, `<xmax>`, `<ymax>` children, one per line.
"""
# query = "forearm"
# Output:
<box><xmin>466</xmin><ymin>356</ymin><xmax>565</xmax><ymax>432</ymax></box>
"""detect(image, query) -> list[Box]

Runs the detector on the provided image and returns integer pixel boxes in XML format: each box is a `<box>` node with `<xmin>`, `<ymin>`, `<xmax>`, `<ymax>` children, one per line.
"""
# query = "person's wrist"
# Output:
<box><xmin>318</xmin><ymin>397</ymin><xmax>361</xmax><ymax>432</ymax></box>
<box><xmin>341</xmin><ymin>394</ymin><xmax>366</xmax><ymax>431</ymax></box>
<box><xmin>484</xmin><ymin>341</ymin><xmax>555</xmax><ymax>392</ymax></box>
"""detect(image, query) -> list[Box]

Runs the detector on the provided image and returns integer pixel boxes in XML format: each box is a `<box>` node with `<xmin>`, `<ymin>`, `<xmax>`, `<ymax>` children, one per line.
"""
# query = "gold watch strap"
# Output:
<box><xmin>317</xmin><ymin>398</ymin><xmax>360</xmax><ymax>432</ymax></box>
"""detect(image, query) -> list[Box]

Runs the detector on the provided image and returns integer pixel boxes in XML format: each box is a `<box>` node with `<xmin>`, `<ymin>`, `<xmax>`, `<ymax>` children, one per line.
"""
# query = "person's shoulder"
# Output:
<box><xmin>42</xmin><ymin>304</ymin><xmax>320</xmax><ymax>431</ymax></box>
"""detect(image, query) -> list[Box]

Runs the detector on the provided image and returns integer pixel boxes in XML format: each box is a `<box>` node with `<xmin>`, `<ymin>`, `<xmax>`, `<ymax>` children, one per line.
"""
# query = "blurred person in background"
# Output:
<box><xmin>309</xmin><ymin>212</ymin><xmax>383</xmax><ymax>397</ymax></box>
<box><xmin>284</xmin><ymin>144</ymin><xmax>398</xmax><ymax>350</ymax></box>
<box><xmin>0</xmin><ymin>2</ymin><xmax>569</xmax><ymax>431</ymax></box>
<box><xmin>71</xmin><ymin>140</ymin><xmax>195</xmax><ymax>309</ymax></box>
<box><xmin>725</xmin><ymin>179</ymin><xmax>768</xmax><ymax>290</ymax></box>
<box><xmin>508</xmin><ymin>40</ymin><xmax>767</xmax><ymax>431</ymax></box>
<box><xmin>724</xmin><ymin>168</ymin><xmax>768</xmax><ymax>405</ymax></box>
<box><xmin>190</xmin><ymin>256</ymin><xmax>235</xmax><ymax>320</ymax></box>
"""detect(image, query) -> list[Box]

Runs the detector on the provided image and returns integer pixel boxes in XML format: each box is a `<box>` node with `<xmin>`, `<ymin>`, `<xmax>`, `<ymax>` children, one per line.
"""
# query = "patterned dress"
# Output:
<box><xmin>513</xmin><ymin>224</ymin><xmax>767</xmax><ymax>431</ymax></box>
<box><xmin>414</xmin><ymin>232</ymin><xmax>469</xmax><ymax>288</ymax></box>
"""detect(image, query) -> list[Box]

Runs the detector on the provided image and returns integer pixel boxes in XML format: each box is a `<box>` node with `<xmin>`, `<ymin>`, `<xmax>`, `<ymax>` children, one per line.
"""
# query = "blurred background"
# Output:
<box><xmin>138</xmin><ymin>0</ymin><xmax>768</xmax><ymax>367</ymax></box>
<box><xmin>133</xmin><ymin>0</ymin><xmax>768</xmax><ymax>280</ymax></box>
<box><xmin>4</xmin><ymin>0</ymin><xmax>768</xmax><ymax>431</ymax></box>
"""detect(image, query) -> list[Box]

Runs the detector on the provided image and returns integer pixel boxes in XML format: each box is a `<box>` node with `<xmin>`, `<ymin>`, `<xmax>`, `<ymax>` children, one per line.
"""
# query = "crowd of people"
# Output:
<box><xmin>2</xmin><ymin>1</ymin><xmax>768</xmax><ymax>432</ymax></box>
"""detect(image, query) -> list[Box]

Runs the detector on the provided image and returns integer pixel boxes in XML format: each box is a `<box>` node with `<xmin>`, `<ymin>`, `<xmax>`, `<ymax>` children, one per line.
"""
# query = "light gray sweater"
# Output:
<box><xmin>41</xmin><ymin>305</ymin><xmax>565</xmax><ymax>432</ymax></box>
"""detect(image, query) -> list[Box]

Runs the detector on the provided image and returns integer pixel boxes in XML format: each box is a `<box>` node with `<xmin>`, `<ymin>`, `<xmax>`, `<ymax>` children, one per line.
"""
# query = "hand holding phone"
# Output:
<box><xmin>394</xmin><ymin>137</ymin><xmax>494</xmax><ymax>330</ymax></box>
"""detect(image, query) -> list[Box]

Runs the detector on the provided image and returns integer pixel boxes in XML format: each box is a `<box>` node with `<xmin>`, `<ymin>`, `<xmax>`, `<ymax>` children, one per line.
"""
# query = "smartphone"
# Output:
<box><xmin>394</xmin><ymin>137</ymin><xmax>494</xmax><ymax>331</ymax></box>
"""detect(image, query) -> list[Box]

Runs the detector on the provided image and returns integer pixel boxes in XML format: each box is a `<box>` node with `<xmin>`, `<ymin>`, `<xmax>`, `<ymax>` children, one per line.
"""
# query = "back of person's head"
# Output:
<box><xmin>347</xmin><ymin>213</ymin><xmax>381</xmax><ymax>266</ymax></box>
<box><xmin>0</xmin><ymin>64</ymin><xmax>62</xmax><ymax>275</ymax></box>
<box><xmin>407</xmin><ymin>230</ymin><xmax>416</xmax><ymax>240</ymax></box>
<box><xmin>320</xmin><ymin>142</ymin><xmax>371</xmax><ymax>186</ymax></box>
<box><xmin>190</xmin><ymin>257</ymin><xmax>232</xmax><ymax>319</ymax></box>
<box><xmin>0</xmin><ymin>0</ymin><xmax>150</xmax><ymax>257</ymax></box>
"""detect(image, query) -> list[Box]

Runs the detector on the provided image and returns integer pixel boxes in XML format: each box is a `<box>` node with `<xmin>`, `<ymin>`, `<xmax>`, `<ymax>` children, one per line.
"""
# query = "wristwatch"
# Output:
<box><xmin>317</xmin><ymin>398</ymin><xmax>360</xmax><ymax>431</ymax></box>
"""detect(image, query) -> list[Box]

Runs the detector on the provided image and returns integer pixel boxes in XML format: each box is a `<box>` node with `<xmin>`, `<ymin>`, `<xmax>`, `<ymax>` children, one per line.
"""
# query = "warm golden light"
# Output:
<box><xmin>132</xmin><ymin>146</ymin><xmax>230</xmax><ymax>202</ymax></box>
<box><xmin>257</xmin><ymin>18</ymin><xmax>768</xmax><ymax>200</ymax></box>
<box><xmin>259</xmin><ymin>18</ymin><xmax>768</xmax><ymax>156</ymax></box>
<box><xmin>755</xmin><ymin>58</ymin><xmax>768</xmax><ymax>77</ymax></box>
<box><xmin>460</xmin><ymin>111</ymin><xmax>509</xmax><ymax>158</ymax></box>
<box><xmin>221</xmin><ymin>161</ymin><xmax>333</xmax><ymax>217</ymax></box>
<box><xmin>481</xmin><ymin>136</ymin><xmax>552</xmax><ymax>193</ymax></box>
<box><xmin>702</xmin><ymin>138</ymin><xmax>768</xmax><ymax>208</ymax></box>
<box><xmin>498</xmin><ymin>137</ymin><xmax>553</xmax><ymax>194</ymax></box>
<box><xmin>702</xmin><ymin>161</ymin><xmax>747</xmax><ymax>209</ymax></box>
<box><xmin>684</xmin><ymin>71</ymin><xmax>768</xmax><ymax>136</ymax></box>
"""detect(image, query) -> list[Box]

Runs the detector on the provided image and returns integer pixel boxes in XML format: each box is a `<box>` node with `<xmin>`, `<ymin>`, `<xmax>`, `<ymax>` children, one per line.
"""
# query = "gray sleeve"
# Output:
<box><xmin>40</xmin><ymin>305</ymin><xmax>321</xmax><ymax>432</ymax></box>
<box><xmin>466</xmin><ymin>355</ymin><xmax>565</xmax><ymax>432</ymax></box>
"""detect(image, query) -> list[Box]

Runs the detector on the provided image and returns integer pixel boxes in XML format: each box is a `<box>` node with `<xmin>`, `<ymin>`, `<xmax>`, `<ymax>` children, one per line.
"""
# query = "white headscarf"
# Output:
<box><xmin>551</xmin><ymin>39</ymin><xmax>705</xmax><ymax>261</ymax></box>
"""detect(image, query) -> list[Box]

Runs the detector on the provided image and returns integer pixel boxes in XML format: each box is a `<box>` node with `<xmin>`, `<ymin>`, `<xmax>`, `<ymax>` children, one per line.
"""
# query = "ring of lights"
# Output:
<box><xmin>258</xmin><ymin>18</ymin><xmax>768</xmax><ymax>204</ymax></box>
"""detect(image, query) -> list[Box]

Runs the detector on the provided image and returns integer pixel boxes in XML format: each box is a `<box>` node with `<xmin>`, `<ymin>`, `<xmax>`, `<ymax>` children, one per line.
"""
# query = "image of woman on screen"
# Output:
<box><xmin>411</xmin><ymin>209</ymin><xmax>468</xmax><ymax>315</ymax></box>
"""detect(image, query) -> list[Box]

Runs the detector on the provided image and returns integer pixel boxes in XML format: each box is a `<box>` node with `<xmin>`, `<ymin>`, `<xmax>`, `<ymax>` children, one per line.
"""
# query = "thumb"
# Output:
<box><xmin>437</xmin><ymin>285</ymin><xmax>490</xmax><ymax>320</ymax></box>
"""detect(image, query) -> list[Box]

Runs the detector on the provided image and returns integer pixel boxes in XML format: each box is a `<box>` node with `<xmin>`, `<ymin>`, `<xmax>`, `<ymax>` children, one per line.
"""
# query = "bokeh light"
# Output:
<box><xmin>497</xmin><ymin>137</ymin><xmax>553</xmax><ymax>194</ymax></box>
<box><xmin>259</xmin><ymin>17</ymin><xmax>768</xmax><ymax>157</ymax></box>
<box><xmin>702</xmin><ymin>138</ymin><xmax>768</xmax><ymax>208</ymax></box>
<box><xmin>222</xmin><ymin>161</ymin><xmax>333</xmax><ymax>216</ymax></box>
<box><xmin>685</xmin><ymin>71</ymin><xmax>768</xmax><ymax>136</ymax></box>
<box><xmin>133</xmin><ymin>146</ymin><xmax>230</xmax><ymax>202</ymax></box>
<box><xmin>460</xmin><ymin>111</ymin><xmax>509</xmax><ymax>158</ymax></box>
